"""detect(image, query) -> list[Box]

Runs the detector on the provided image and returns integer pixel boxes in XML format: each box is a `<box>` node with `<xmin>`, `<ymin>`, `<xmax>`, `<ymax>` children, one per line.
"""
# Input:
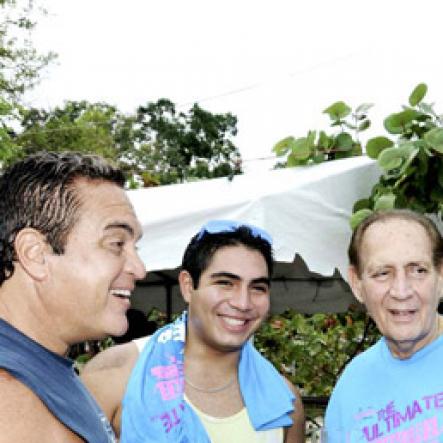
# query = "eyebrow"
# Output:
<box><xmin>210</xmin><ymin>272</ymin><xmax>240</xmax><ymax>280</ymax></box>
<box><xmin>210</xmin><ymin>272</ymin><xmax>270</xmax><ymax>287</ymax></box>
<box><xmin>252</xmin><ymin>277</ymin><xmax>271</xmax><ymax>287</ymax></box>
<box><xmin>369</xmin><ymin>259</ymin><xmax>430</xmax><ymax>268</ymax></box>
<box><xmin>104</xmin><ymin>222</ymin><xmax>139</xmax><ymax>240</ymax></box>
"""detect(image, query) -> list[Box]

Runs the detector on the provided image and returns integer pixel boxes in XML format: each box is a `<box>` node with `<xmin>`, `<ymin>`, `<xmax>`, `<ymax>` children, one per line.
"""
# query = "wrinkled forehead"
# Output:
<box><xmin>360</xmin><ymin>218</ymin><xmax>433</xmax><ymax>267</ymax></box>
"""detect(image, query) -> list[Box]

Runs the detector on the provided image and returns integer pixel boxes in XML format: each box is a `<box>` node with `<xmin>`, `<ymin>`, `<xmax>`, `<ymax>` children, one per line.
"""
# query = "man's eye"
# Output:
<box><xmin>110</xmin><ymin>240</ymin><xmax>125</xmax><ymax>251</ymax></box>
<box><xmin>411</xmin><ymin>265</ymin><xmax>428</xmax><ymax>276</ymax></box>
<box><xmin>216</xmin><ymin>280</ymin><xmax>232</xmax><ymax>287</ymax></box>
<box><xmin>372</xmin><ymin>270</ymin><xmax>389</xmax><ymax>280</ymax></box>
<box><xmin>252</xmin><ymin>285</ymin><xmax>269</xmax><ymax>293</ymax></box>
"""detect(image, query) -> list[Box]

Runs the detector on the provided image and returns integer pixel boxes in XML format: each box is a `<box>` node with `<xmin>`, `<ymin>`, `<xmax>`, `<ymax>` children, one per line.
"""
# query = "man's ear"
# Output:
<box><xmin>14</xmin><ymin>228</ymin><xmax>49</xmax><ymax>281</ymax></box>
<box><xmin>348</xmin><ymin>265</ymin><xmax>364</xmax><ymax>304</ymax></box>
<box><xmin>178</xmin><ymin>270</ymin><xmax>195</xmax><ymax>304</ymax></box>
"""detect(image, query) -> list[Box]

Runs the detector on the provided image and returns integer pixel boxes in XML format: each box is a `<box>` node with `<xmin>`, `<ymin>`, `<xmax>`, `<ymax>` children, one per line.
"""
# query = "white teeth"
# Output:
<box><xmin>110</xmin><ymin>289</ymin><xmax>131</xmax><ymax>298</ymax></box>
<box><xmin>223</xmin><ymin>317</ymin><xmax>246</xmax><ymax>326</ymax></box>
<box><xmin>391</xmin><ymin>310</ymin><xmax>414</xmax><ymax>316</ymax></box>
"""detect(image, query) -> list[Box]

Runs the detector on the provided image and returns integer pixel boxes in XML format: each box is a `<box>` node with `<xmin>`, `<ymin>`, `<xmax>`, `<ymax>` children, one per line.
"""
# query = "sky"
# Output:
<box><xmin>26</xmin><ymin>0</ymin><xmax>443</xmax><ymax>172</ymax></box>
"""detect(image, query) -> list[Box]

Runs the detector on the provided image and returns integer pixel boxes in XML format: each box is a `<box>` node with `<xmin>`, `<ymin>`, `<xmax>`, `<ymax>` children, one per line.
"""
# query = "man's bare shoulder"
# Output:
<box><xmin>0</xmin><ymin>369</ymin><xmax>83</xmax><ymax>442</ymax></box>
<box><xmin>82</xmin><ymin>340</ymin><xmax>139</xmax><ymax>374</ymax></box>
<box><xmin>80</xmin><ymin>340</ymin><xmax>141</xmax><ymax>435</ymax></box>
<box><xmin>282</xmin><ymin>376</ymin><xmax>305</xmax><ymax>443</ymax></box>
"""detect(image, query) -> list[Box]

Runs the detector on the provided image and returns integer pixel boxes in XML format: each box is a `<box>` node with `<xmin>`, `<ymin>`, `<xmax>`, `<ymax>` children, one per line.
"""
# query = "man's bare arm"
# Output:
<box><xmin>0</xmin><ymin>369</ymin><xmax>84</xmax><ymax>443</ymax></box>
<box><xmin>283</xmin><ymin>378</ymin><xmax>306</xmax><ymax>443</ymax></box>
<box><xmin>81</xmin><ymin>341</ymin><xmax>139</xmax><ymax>436</ymax></box>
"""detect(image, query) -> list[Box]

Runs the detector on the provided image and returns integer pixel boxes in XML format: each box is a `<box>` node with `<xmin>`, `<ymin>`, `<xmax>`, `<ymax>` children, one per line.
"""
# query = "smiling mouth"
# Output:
<box><xmin>110</xmin><ymin>289</ymin><xmax>131</xmax><ymax>300</ymax></box>
<box><xmin>223</xmin><ymin>317</ymin><xmax>247</xmax><ymax>327</ymax></box>
<box><xmin>217</xmin><ymin>314</ymin><xmax>255</xmax><ymax>331</ymax></box>
<box><xmin>389</xmin><ymin>309</ymin><xmax>417</xmax><ymax>319</ymax></box>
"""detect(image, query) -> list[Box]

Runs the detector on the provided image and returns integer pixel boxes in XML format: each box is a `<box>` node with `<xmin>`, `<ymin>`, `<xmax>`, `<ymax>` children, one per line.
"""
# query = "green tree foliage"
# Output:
<box><xmin>1</xmin><ymin>0</ymin><xmax>55</xmax><ymax>99</ymax></box>
<box><xmin>126</xmin><ymin>98</ymin><xmax>242</xmax><ymax>185</ymax></box>
<box><xmin>15</xmin><ymin>101</ymin><xmax>123</xmax><ymax>161</ymax></box>
<box><xmin>10</xmin><ymin>98</ymin><xmax>242</xmax><ymax>186</ymax></box>
<box><xmin>0</xmin><ymin>0</ymin><xmax>55</xmax><ymax>162</ymax></box>
<box><xmin>0</xmin><ymin>96</ymin><xmax>19</xmax><ymax>163</ymax></box>
<box><xmin>273</xmin><ymin>101</ymin><xmax>371</xmax><ymax>167</ymax></box>
<box><xmin>350</xmin><ymin>83</ymin><xmax>443</xmax><ymax>228</ymax></box>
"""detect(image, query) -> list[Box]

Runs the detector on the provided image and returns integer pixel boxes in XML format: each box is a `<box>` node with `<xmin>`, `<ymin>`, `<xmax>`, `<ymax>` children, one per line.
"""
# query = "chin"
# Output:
<box><xmin>388</xmin><ymin>331</ymin><xmax>424</xmax><ymax>347</ymax></box>
<box><xmin>216</xmin><ymin>344</ymin><xmax>243</xmax><ymax>353</ymax></box>
<box><xmin>105</xmin><ymin>316</ymin><xmax>129</xmax><ymax>338</ymax></box>
<box><xmin>113</xmin><ymin>323</ymin><xmax>130</xmax><ymax>338</ymax></box>
<box><xmin>215</xmin><ymin>338</ymin><xmax>248</xmax><ymax>352</ymax></box>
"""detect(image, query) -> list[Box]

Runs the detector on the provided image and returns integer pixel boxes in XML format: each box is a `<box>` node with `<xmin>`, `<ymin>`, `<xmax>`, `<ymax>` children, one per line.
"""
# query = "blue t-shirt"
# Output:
<box><xmin>0</xmin><ymin>318</ymin><xmax>116</xmax><ymax>443</ymax></box>
<box><xmin>325</xmin><ymin>335</ymin><xmax>443</xmax><ymax>442</ymax></box>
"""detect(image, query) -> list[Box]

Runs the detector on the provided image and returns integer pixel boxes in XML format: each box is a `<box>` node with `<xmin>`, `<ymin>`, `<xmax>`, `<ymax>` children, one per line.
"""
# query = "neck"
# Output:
<box><xmin>185</xmin><ymin>341</ymin><xmax>240</xmax><ymax>371</ymax></box>
<box><xmin>184</xmin><ymin>338</ymin><xmax>241</xmax><ymax>392</ymax></box>
<box><xmin>0</xmin><ymin>283</ymin><xmax>69</xmax><ymax>356</ymax></box>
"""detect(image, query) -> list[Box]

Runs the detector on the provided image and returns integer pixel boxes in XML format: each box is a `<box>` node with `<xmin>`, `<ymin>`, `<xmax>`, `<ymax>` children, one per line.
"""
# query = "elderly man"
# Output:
<box><xmin>82</xmin><ymin>220</ymin><xmax>305</xmax><ymax>442</ymax></box>
<box><xmin>325</xmin><ymin>209</ymin><xmax>443</xmax><ymax>442</ymax></box>
<box><xmin>0</xmin><ymin>152</ymin><xmax>146</xmax><ymax>442</ymax></box>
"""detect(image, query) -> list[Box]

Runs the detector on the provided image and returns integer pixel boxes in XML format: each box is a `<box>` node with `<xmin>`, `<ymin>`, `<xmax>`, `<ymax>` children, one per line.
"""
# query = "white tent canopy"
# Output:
<box><xmin>128</xmin><ymin>156</ymin><xmax>381</xmax><ymax>315</ymax></box>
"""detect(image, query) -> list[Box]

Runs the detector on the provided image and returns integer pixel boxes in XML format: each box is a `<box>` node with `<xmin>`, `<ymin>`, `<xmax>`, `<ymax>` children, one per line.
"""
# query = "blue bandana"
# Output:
<box><xmin>121</xmin><ymin>312</ymin><xmax>295</xmax><ymax>442</ymax></box>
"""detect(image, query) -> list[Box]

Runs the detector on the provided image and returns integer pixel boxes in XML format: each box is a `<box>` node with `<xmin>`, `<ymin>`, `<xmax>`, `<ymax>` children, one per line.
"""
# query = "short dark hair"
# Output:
<box><xmin>349</xmin><ymin>209</ymin><xmax>443</xmax><ymax>276</ymax></box>
<box><xmin>181</xmin><ymin>225</ymin><xmax>274</xmax><ymax>288</ymax></box>
<box><xmin>0</xmin><ymin>151</ymin><xmax>125</xmax><ymax>286</ymax></box>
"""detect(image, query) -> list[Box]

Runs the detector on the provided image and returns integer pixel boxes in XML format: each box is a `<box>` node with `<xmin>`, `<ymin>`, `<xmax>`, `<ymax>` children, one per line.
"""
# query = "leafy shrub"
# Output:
<box><xmin>254</xmin><ymin>309</ymin><xmax>380</xmax><ymax>396</ymax></box>
<box><xmin>273</xmin><ymin>101</ymin><xmax>371</xmax><ymax>167</ymax></box>
<box><xmin>351</xmin><ymin>83</ymin><xmax>443</xmax><ymax>227</ymax></box>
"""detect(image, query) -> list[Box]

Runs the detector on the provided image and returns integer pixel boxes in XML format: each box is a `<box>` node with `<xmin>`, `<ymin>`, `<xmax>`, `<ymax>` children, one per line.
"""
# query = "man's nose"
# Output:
<box><xmin>126</xmin><ymin>249</ymin><xmax>147</xmax><ymax>280</ymax></box>
<box><xmin>389</xmin><ymin>272</ymin><xmax>413</xmax><ymax>299</ymax></box>
<box><xmin>229</xmin><ymin>286</ymin><xmax>252</xmax><ymax>311</ymax></box>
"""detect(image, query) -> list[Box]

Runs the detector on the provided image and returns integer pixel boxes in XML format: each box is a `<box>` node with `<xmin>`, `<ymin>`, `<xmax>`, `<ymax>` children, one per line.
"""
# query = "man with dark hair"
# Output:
<box><xmin>82</xmin><ymin>220</ymin><xmax>305</xmax><ymax>442</ymax></box>
<box><xmin>0</xmin><ymin>152</ymin><xmax>146</xmax><ymax>442</ymax></box>
<box><xmin>325</xmin><ymin>209</ymin><xmax>443</xmax><ymax>442</ymax></box>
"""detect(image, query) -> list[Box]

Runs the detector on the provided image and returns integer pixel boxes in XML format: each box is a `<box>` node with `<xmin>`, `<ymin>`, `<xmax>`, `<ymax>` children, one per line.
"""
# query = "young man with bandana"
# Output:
<box><xmin>82</xmin><ymin>220</ymin><xmax>305</xmax><ymax>442</ymax></box>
